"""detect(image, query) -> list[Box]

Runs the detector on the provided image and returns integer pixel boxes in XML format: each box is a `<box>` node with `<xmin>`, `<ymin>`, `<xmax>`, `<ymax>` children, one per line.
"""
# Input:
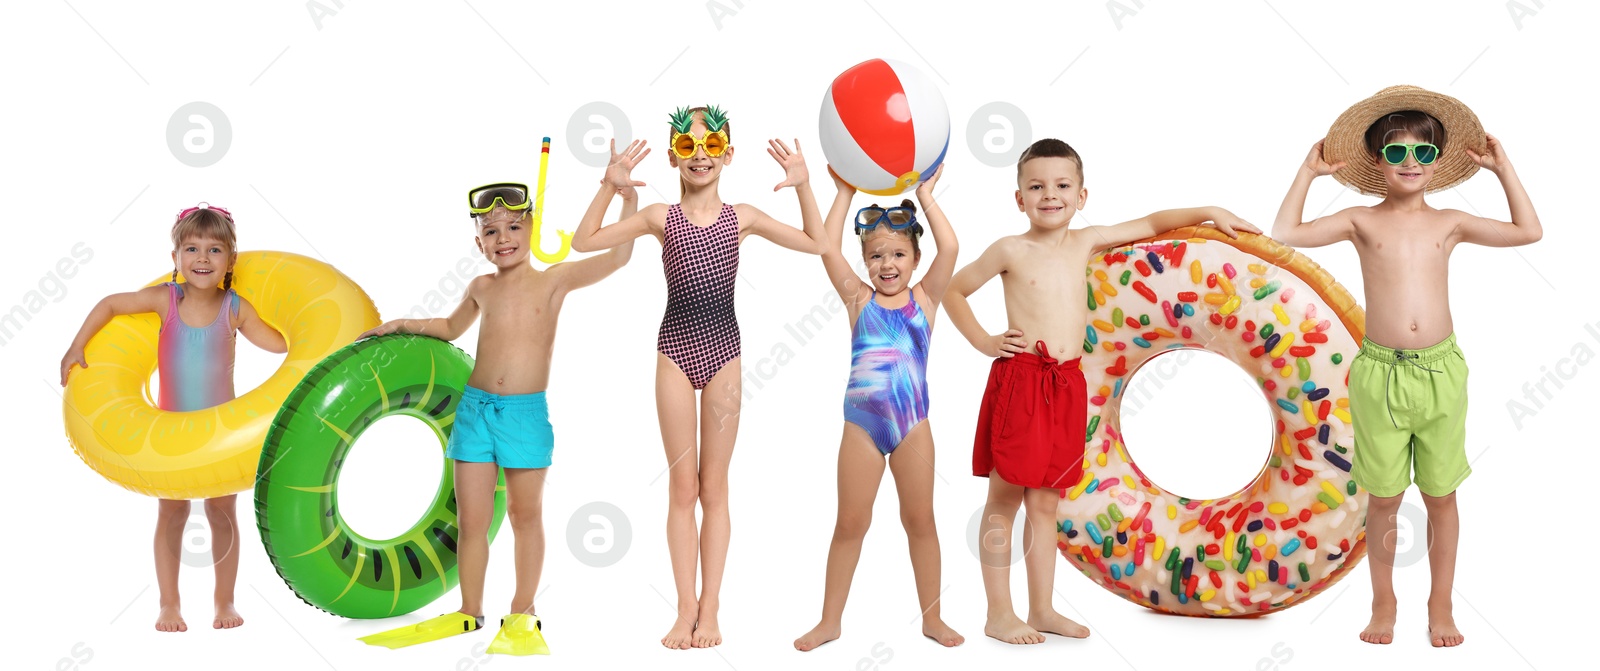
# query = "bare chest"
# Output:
<box><xmin>1353</xmin><ymin>220</ymin><xmax>1454</xmax><ymax>268</ymax></box>
<box><xmin>478</xmin><ymin>277</ymin><xmax>560</xmax><ymax>334</ymax></box>
<box><xmin>1004</xmin><ymin>248</ymin><xmax>1082</xmax><ymax>298</ymax></box>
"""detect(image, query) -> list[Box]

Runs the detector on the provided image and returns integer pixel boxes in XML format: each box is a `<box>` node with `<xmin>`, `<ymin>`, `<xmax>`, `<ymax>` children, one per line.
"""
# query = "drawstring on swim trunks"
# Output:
<box><xmin>1036</xmin><ymin>341</ymin><xmax>1070</xmax><ymax>405</ymax></box>
<box><xmin>1375</xmin><ymin>347</ymin><xmax>1442</xmax><ymax>428</ymax></box>
<box><xmin>472</xmin><ymin>391</ymin><xmax>506</xmax><ymax>415</ymax></box>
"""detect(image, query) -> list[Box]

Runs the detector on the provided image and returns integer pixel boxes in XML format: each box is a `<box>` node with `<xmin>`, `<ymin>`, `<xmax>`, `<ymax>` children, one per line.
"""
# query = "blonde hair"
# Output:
<box><xmin>170</xmin><ymin>208</ymin><xmax>238</xmax><ymax>289</ymax></box>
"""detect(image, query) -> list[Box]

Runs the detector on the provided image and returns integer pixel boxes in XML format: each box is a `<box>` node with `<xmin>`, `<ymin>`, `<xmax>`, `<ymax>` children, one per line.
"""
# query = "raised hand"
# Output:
<box><xmin>828</xmin><ymin>165</ymin><xmax>856</xmax><ymax>195</ymax></box>
<box><xmin>1303</xmin><ymin>140</ymin><xmax>1346</xmax><ymax>177</ymax></box>
<box><xmin>916</xmin><ymin>163</ymin><xmax>944</xmax><ymax>198</ymax></box>
<box><xmin>768</xmin><ymin>138</ymin><xmax>810</xmax><ymax>191</ymax></box>
<box><xmin>1465</xmin><ymin>133</ymin><xmax>1509</xmax><ymax>173</ymax></box>
<box><xmin>605</xmin><ymin>139</ymin><xmax>650</xmax><ymax>191</ymax></box>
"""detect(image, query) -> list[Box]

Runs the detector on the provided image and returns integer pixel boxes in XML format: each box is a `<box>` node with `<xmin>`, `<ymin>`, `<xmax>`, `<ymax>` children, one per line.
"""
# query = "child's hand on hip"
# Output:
<box><xmin>986</xmin><ymin>329</ymin><xmax>1028</xmax><ymax>358</ymax></box>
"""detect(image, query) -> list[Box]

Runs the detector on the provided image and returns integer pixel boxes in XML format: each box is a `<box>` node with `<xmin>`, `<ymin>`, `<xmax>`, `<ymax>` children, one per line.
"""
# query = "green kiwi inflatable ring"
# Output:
<box><xmin>255</xmin><ymin>334</ymin><xmax>507</xmax><ymax>619</ymax></box>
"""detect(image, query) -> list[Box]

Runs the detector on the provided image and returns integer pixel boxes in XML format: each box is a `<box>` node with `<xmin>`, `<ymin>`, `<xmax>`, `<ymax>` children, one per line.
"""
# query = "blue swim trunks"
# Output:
<box><xmin>444</xmin><ymin>385</ymin><xmax>554</xmax><ymax>469</ymax></box>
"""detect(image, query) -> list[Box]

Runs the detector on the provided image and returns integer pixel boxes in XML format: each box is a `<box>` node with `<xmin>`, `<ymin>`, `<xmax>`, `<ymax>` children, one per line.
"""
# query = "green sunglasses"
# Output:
<box><xmin>468</xmin><ymin>183</ymin><xmax>532</xmax><ymax>215</ymax></box>
<box><xmin>1381</xmin><ymin>143</ymin><xmax>1439</xmax><ymax>166</ymax></box>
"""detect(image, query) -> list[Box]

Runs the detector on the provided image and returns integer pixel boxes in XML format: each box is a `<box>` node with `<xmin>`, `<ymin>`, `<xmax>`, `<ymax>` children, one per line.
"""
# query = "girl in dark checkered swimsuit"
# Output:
<box><xmin>570</xmin><ymin>106</ymin><xmax>824</xmax><ymax>649</ymax></box>
<box><xmin>658</xmin><ymin>202</ymin><xmax>740</xmax><ymax>389</ymax></box>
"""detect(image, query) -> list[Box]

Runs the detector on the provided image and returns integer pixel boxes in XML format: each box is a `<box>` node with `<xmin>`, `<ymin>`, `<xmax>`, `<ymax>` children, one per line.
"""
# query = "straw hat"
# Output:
<box><xmin>1324</xmin><ymin>85</ymin><xmax>1486</xmax><ymax>197</ymax></box>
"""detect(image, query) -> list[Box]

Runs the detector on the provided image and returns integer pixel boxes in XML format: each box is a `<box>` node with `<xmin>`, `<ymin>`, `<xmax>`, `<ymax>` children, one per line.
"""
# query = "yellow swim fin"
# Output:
<box><xmin>486</xmin><ymin>613</ymin><xmax>549</xmax><ymax>656</ymax></box>
<box><xmin>357</xmin><ymin>612</ymin><xmax>485</xmax><ymax>649</ymax></box>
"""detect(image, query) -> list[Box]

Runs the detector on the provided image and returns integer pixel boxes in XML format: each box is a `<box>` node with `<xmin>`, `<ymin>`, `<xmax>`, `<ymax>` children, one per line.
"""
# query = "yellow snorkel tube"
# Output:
<box><xmin>530</xmin><ymin>137</ymin><xmax>572</xmax><ymax>264</ymax></box>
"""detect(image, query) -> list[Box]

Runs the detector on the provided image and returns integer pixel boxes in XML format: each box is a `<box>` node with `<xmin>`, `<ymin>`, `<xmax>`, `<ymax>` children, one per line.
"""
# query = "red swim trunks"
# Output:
<box><xmin>973</xmin><ymin>341</ymin><xmax>1087</xmax><ymax>489</ymax></box>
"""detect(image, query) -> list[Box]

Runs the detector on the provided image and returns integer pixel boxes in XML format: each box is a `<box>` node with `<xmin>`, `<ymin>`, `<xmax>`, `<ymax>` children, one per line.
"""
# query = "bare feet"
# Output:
<box><xmin>661</xmin><ymin>609</ymin><xmax>696</xmax><ymax>650</ymax></box>
<box><xmin>213</xmin><ymin>602</ymin><xmax>244</xmax><ymax>629</ymax></box>
<box><xmin>1027</xmin><ymin>609</ymin><xmax>1090</xmax><ymax>639</ymax></box>
<box><xmin>1429</xmin><ymin>623</ymin><xmax>1465</xmax><ymax>647</ymax></box>
<box><xmin>795</xmin><ymin>620</ymin><xmax>840</xmax><ymax>651</ymax></box>
<box><xmin>922</xmin><ymin>618</ymin><xmax>965</xmax><ymax>647</ymax></box>
<box><xmin>1429</xmin><ymin>601</ymin><xmax>1464</xmax><ymax>647</ymax></box>
<box><xmin>984</xmin><ymin>612</ymin><xmax>1044</xmax><ymax>645</ymax></box>
<box><xmin>692</xmin><ymin>610</ymin><xmax>722</xmax><ymax>649</ymax></box>
<box><xmin>155</xmin><ymin>605</ymin><xmax>187</xmax><ymax>633</ymax></box>
<box><xmin>1360</xmin><ymin>602</ymin><xmax>1396</xmax><ymax>645</ymax></box>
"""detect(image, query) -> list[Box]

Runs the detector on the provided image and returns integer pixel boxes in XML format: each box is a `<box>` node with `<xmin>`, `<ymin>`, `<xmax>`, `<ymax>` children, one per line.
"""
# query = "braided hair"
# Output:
<box><xmin>171</xmin><ymin>207</ymin><xmax>238</xmax><ymax>290</ymax></box>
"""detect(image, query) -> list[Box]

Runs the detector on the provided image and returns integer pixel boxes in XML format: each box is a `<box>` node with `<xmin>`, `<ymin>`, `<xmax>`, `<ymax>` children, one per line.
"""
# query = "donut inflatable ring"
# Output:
<box><xmin>256</xmin><ymin>335</ymin><xmax>507</xmax><ymax>619</ymax></box>
<box><xmin>63</xmin><ymin>251</ymin><xmax>379</xmax><ymax>500</ymax></box>
<box><xmin>1059</xmin><ymin>227</ymin><xmax>1369</xmax><ymax>616</ymax></box>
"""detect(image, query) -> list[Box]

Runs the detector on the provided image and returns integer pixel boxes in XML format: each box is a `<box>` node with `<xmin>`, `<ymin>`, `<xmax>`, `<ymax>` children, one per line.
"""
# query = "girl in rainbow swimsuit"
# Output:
<box><xmin>61</xmin><ymin>204</ymin><xmax>286</xmax><ymax>632</ymax></box>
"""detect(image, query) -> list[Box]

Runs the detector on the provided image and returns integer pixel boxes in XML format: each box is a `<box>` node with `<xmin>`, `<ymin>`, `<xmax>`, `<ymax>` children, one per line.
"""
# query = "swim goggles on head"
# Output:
<box><xmin>670</xmin><ymin>130</ymin><xmax>729</xmax><ymax>159</ymax></box>
<box><xmin>176</xmin><ymin>203</ymin><xmax>231</xmax><ymax>220</ymax></box>
<box><xmin>854</xmin><ymin>206</ymin><xmax>919</xmax><ymax>235</ymax></box>
<box><xmin>1380</xmin><ymin>143</ymin><xmax>1439</xmax><ymax>166</ymax></box>
<box><xmin>468</xmin><ymin>183</ymin><xmax>532</xmax><ymax>215</ymax></box>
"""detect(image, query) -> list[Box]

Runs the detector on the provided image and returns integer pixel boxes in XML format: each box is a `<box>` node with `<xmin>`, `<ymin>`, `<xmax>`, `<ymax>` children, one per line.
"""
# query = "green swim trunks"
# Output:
<box><xmin>1348</xmin><ymin>333</ymin><xmax>1470</xmax><ymax>498</ymax></box>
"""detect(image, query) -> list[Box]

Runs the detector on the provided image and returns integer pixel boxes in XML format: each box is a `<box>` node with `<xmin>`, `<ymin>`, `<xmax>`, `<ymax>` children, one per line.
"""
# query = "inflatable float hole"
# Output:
<box><xmin>336</xmin><ymin>414</ymin><xmax>446</xmax><ymax>542</ymax></box>
<box><xmin>234</xmin><ymin>343</ymin><xmax>282</xmax><ymax>397</ymax></box>
<box><xmin>1119</xmin><ymin>348</ymin><xmax>1274</xmax><ymax>501</ymax></box>
<box><xmin>143</xmin><ymin>370</ymin><xmax>160</xmax><ymax>408</ymax></box>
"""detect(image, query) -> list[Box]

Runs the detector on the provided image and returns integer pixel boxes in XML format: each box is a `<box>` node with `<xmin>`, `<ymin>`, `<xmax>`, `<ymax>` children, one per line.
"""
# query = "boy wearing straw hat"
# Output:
<box><xmin>1272</xmin><ymin>85</ymin><xmax>1541</xmax><ymax>648</ymax></box>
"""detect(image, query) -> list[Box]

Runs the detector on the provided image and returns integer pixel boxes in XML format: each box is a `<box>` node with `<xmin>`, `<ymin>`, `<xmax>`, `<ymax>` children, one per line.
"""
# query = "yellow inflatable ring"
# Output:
<box><xmin>1059</xmin><ymin>227</ymin><xmax>1369</xmax><ymax>617</ymax></box>
<box><xmin>63</xmin><ymin>251</ymin><xmax>379</xmax><ymax>500</ymax></box>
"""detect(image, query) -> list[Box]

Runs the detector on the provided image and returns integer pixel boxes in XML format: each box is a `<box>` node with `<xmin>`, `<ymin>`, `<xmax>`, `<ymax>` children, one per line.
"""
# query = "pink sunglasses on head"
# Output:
<box><xmin>176</xmin><ymin>203</ymin><xmax>232</xmax><ymax>220</ymax></box>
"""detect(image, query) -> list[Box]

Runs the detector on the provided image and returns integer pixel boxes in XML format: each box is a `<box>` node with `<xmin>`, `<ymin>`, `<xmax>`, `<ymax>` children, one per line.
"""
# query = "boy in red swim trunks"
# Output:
<box><xmin>944</xmin><ymin>139</ymin><xmax>1256</xmax><ymax>644</ymax></box>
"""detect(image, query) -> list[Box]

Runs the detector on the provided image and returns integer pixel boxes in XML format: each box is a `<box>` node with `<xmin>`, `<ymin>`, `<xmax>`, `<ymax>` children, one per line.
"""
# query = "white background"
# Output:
<box><xmin>4</xmin><ymin>1</ymin><xmax>1594</xmax><ymax>669</ymax></box>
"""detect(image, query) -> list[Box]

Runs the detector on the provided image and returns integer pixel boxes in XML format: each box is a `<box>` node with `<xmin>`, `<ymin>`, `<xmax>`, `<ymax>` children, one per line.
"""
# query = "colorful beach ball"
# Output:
<box><xmin>819</xmin><ymin>58</ymin><xmax>950</xmax><ymax>196</ymax></box>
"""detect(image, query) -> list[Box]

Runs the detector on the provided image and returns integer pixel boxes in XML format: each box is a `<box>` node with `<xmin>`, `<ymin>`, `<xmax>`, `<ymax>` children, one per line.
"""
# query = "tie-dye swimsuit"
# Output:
<box><xmin>843</xmin><ymin>290</ymin><xmax>931</xmax><ymax>454</ymax></box>
<box><xmin>158</xmin><ymin>282</ymin><xmax>238</xmax><ymax>412</ymax></box>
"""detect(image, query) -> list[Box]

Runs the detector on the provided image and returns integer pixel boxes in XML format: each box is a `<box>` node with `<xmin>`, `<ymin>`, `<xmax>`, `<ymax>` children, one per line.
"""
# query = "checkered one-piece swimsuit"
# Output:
<box><xmin>658</xmin><ymin>203</ymin><xmax>741</xmax><ymax>390</ymax></box>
